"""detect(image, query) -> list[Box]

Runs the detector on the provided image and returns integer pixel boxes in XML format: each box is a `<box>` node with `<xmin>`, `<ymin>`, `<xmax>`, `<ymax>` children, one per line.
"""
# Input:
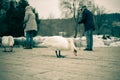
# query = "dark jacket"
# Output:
<box><xmin>78</xmin><ymin>9</ymin><xmax>95</xmax><ymax>31</ymax></box>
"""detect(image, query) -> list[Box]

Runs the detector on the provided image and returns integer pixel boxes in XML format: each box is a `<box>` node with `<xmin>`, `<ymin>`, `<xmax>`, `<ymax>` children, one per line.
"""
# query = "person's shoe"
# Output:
<box><xmin>29</xmin><ymin>46</ymin><xmax>32</xmax><ymax>49</ymax></box>
<box><xmin>24</xmin><ymin>46</ymin><xmax>32</xmax><ymax>49</ymax></box>
<box><xmin>24</xmin><ymin>47</ymin><xmax>30</xmax><ymax>49</ymax></box>
<box><xmin>29</xmin><ymin>44</ymin><xmax>33</xmax><ymax>49</ymax></box>
<box><xmin>84</xmin><ymin>48</ymin><xmax>93</xmax><ymax>51</ymax></box>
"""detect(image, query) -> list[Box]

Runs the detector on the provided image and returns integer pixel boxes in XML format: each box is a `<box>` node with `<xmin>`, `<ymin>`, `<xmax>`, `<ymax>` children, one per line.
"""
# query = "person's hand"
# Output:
<box><xmin>78</xmin><ymin>21</ymin><xmax>80</xmax><ymax>24</ymax></box>
<box><xmin>23</xmin><ymin>24</ymin><xmax>26</xmax><ymax>29</ymax></box>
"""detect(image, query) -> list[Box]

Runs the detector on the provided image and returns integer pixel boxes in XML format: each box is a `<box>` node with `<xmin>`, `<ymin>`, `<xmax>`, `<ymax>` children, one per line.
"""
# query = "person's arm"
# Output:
<box><xmin>78</xmin><ymin>11</ymin><xmax>86</xmax><ymax>24</ymax></box>
<box><xmin>24</xmin><ymin>12</ymin><xmax>29</xmax><ymax>24</ymax></box>
<box><xmin>23</xmin><ymin>12</ymin><xmax>29</xmax><ymax>29</ymax></box>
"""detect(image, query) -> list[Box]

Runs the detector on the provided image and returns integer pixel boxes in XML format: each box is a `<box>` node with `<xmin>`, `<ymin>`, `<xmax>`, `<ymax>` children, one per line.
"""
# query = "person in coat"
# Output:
<box><xmin>24</xmin><ymin>5</ymin><xmax>37</xmax><ymax>49</ymax></box>
<box><xmin>78</xmin><ymin>6</ymin><xmax>95</xmax><ymax>51</ymax></box>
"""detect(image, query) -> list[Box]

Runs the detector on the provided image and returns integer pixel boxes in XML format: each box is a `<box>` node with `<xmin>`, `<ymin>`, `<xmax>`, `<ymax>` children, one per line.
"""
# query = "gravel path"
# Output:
<box><xmin>0</xmin><ymin>47</ymin><xmax>120</xmax><ymax>80</ymax></box>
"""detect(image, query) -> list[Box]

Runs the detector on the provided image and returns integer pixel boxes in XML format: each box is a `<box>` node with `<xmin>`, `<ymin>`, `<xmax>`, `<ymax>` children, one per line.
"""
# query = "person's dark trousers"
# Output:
<box><xmin>25</xmin><ymin>30</ymin><xmax>34</xmax><ymax>48</ymax></box>
<box><xmin>85</xmin><ymin>29</ymin><xmax>93</xmax><ymax>50</ymax></box>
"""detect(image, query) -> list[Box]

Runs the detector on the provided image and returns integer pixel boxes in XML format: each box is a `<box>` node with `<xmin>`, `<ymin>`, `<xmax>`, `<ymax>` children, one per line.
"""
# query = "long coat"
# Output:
<box><xmin>24</xmin><ymin>6</ymin><xmax>37</xmax><ymax>32</ymax></box>
<box><xmin>78</xmin><ymin>9</ymin><xmax>95</xmax><ymax>31</ymax></box>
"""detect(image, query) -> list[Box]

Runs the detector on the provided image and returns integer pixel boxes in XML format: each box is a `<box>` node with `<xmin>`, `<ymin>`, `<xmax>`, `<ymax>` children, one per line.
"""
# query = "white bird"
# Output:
<box><xmin>40</xmin><ymin>36</ymin><xmax>77</xmax><ymax>58</ymax></box>
<box><xmin>2</xmin><ymin>36</ymin><xmax>14</xmax><ymax>52</ymax></box>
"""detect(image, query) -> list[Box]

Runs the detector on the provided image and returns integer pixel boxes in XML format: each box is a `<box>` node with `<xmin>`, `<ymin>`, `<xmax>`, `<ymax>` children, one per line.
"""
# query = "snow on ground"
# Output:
<box><xmin>93</xmin><ymin>35</ymin><xmax>106</xmax><ymax>47</ymax></box>
<box><xmin>80</xmin><ymin>35</ymin><xmax>120</xmax><ymax>47</ymax></box>
<box><xmin>12</xmin><ymin>35</ymin><xmax>120</xmax><ymax>47</ymax></box>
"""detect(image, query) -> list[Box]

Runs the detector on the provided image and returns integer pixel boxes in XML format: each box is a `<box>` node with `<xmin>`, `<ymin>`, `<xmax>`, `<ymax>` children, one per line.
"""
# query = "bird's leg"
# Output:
<box><xmin>3</xmin><ymin>47</ymin><xmax>6</xmax><ymax>52</ymax></box>
<box><xmin>58</xmin><ymin>50</ymin><xmax>65</xmax><ymax>58</ymax></box>
<box><xmin>55</xmin><ymin>50</ymin><xmax>59</xmax><ymax>58</ymax></box>
<box><xmin>58</xmin><ymin>50</ymin><xmax>61</xmax><ymax>56</ymax></box>
<box><xmin>10</xmin><ymin>46</ymin><xmax>13</xmax><ymax>52</ymax></box>
<box><xmin>4</xmin><ymin>47</ymin><xmax>7</xmax><ymax>52</ymax></box>
<box><xmin>55</xmin><ymin>50</ymin><xmax>65</xmax><ymax>58</ymax></box>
